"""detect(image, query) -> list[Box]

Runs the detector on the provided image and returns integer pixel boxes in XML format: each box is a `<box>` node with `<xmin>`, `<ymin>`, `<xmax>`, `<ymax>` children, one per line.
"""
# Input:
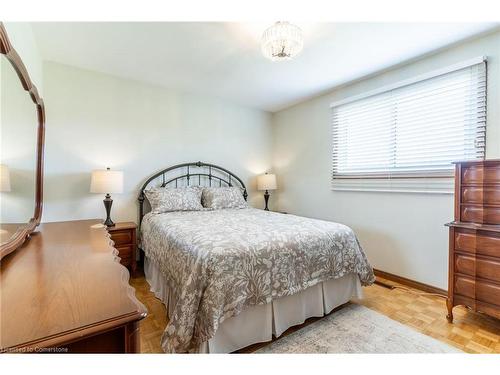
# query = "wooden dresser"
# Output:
<box><xmin>0</xmin><ymin>220</ymin><xmax>147</xmax><ymax>353</ymax></box>
<box><xmin>446</xmin><ymin>159</ymin><xmax>500</xmax><ymax>322</ymax></box>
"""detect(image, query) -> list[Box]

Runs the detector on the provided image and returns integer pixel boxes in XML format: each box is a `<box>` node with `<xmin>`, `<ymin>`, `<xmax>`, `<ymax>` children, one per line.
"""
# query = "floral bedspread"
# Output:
<box><xmin>141</xmin><ymin>208</ymin><xmax>374</xmax><ymax>353</ymax></box>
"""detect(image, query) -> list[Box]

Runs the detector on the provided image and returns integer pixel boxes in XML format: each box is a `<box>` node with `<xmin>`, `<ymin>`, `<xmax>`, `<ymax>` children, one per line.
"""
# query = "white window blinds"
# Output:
<box><xmin>331</xmin><ymin>59</ymin><xmax>486</xmax><ymax>184</ymax></box>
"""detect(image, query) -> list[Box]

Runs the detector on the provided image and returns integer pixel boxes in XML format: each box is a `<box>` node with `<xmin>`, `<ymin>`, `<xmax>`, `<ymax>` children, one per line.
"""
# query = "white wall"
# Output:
<box><xmin>3</xmin><ymin>22</ymin><xmax>43</xmax><ymax>93</ymax></box>
<box><xmin>271</xmin><ymin>30</ymin><xmax>500</xmax><ymax>289</ymax></box>
<box><xmin>42</xmin><ymin>62</ymin><xmax>272</xmax><ymax>223</ymax></box>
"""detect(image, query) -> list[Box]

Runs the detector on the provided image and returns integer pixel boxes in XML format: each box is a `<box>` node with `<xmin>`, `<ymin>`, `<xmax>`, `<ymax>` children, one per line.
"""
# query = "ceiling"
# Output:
<box><xmin>31</xmin><ymin>22</ymin><xmax>499</xmax><ymax>112</ymax></box>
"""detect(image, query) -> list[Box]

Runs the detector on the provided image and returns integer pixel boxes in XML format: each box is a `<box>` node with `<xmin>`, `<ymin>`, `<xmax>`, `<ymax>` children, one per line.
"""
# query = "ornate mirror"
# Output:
<box><xmin>0</xmin><ymin>23</ymin><xmax>45</xmax><ymax>259</ymax></box>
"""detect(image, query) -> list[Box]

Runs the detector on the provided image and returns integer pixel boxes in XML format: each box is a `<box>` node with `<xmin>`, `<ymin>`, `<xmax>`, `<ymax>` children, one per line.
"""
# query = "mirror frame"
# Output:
<box><xmin>0</xmin><ymin>22</ymin><xmax>45</xmax><ymax>259</ymax></box>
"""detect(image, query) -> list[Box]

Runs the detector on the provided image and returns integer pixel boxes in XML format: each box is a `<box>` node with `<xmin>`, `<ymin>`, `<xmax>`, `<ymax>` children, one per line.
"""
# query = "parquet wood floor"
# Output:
<box><xmin>129</xmin><ymin>272</ymin><xmax>500</xmax><ymax>354</ymax></box>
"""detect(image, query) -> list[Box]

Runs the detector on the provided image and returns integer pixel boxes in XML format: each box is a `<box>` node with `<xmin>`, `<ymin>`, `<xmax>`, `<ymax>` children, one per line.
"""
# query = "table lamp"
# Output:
<box><xmin>90</xmin><ymin>167</ymin><xmax>123</xmax><ymax>227</ymax></box>
<box><xmin>257</xmin><ymin>173</ymin><xmax>277</xmax><ymax>211</ymax></box>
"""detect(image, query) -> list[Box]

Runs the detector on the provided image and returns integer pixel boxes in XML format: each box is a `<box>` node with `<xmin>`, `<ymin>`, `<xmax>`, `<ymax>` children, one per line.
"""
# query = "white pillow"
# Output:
<box><xmin>201</xmin><ymin>187</ymin><xmax>248</xmax><ymax>209</ymax></box>
<box><xmin>145</xmin><ymin>186</ymin><xmax>203</xmax><ymax>213</ymax></box>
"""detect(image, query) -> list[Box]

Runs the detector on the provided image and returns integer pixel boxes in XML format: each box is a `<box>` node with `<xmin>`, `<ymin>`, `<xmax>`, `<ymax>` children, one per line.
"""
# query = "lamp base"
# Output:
<box><xmin>264</xmin><ymin>190</ymin><xmax>270</xmax><ymax>211</ymax></box>
<box><xmin>103</xmin><ymin>194</ymin><xmax>115</xmax><ymax>227</ymax></box>
<box><xmin>103</xmin><ymin>218</ymin><xmax>115</xmax><ymax>227</ymax></box>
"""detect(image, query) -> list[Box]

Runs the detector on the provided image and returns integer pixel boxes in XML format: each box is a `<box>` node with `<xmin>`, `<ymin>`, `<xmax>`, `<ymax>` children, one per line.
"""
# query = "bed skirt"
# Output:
<box><xmin>144</xmin><ymin>257</ymin><xmax>363</xmax><ymax>353</ymax></box>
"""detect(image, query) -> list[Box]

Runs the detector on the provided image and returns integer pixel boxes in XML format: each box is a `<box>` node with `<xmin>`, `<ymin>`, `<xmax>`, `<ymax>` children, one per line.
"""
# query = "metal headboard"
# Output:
<box><xmin>138</xmin><ymin>161</ymin><xmax>247</xmax><ymax>225</ymax></box>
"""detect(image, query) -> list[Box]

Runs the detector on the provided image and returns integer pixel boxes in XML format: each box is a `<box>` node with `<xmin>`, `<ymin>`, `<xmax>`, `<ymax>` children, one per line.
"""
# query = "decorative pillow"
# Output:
<box><xmin>201</xmin><ymin>187</ymin><xmax>248</xmax><ymax>209</ymax></box>
<box><xmin>145</xmin><ymin>186</ymin><xmax>203</xmax><ymax>213</ymax></box>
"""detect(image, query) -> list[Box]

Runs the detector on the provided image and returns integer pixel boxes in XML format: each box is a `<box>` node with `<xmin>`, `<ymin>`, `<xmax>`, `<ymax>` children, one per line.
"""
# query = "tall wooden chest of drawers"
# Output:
<box><xmin>446</xmin><ymin>160</ymin><xmax>500</xmax><ymax>322</ymax></box>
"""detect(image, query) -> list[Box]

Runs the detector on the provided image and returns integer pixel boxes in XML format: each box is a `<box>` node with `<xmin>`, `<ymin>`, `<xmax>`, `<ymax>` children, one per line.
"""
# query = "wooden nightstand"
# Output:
<box><xmin>107</xmin><ymin>222</ymin><xmax>137</xmax><ymax>276</ymax></box>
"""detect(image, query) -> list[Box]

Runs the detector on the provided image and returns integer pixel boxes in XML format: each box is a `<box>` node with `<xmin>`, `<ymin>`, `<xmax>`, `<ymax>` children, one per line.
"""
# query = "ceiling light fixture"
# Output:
<box><xmin>261</xmin><ymin>21</ymin><xmax>304</xmax><ymax>62</ymax></box>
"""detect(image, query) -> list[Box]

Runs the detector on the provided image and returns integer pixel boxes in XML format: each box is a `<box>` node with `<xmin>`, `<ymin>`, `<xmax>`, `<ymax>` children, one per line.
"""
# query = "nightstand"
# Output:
<box><xmin>107</xmin><ymin>222</ymin><xmax>137</xmax><ymax>276</ymax></box>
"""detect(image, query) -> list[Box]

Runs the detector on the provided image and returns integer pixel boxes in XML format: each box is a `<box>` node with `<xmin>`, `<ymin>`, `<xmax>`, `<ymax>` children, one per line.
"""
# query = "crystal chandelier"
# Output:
<box><xmin>261</xmin><ymin>21</ymin><xmax>304</xmax><ymax>62</ymax></box>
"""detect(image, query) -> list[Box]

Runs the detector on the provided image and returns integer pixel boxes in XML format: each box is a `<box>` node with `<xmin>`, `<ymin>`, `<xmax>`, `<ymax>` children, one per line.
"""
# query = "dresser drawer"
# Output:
<box><xmin>454</xmin><ymin>275</ymin><xmax>500</xmax><ymax>307</ymax></box>
<box><xmin>455</xmin><ymin>231</ymin><xmax>500</xmax><ymax>257</ymax></box>
<box><xmin>461</xmin><ymin>205</ymin><xmax>500</xmax><ymax>225</ymax></box>
<box><xmin>461</xmin><ymin>187</ymin><xmax>500</xmax><ymax>205</ymax></box>
<box><xmin>455</xmin><ymin>254</ymin><xmax>500</xmax><ymax>282</ymax></box>
<box><xmin>462</xmin><ymin>165</ymin><xmax>500</xmax><ymax>185</ymax></box>
<box><xmin>110</xmin><ymin>230</ymin><xmax>133</xmax><ymax>246</ymax></box>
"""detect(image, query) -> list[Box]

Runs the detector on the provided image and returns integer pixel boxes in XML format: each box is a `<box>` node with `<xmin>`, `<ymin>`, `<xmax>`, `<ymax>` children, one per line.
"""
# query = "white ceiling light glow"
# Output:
<box><xmin>261</xmin><ymin>21</ymin><xmax>304</xmax><ymax>62</ymax></box>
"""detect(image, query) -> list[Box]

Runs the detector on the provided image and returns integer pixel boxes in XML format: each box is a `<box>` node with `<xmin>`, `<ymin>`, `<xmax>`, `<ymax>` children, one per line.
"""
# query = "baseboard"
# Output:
<box><xmin>373</xmin><ymin>269</ymin><xmax>447</xmax><ymax>296</ymax></box>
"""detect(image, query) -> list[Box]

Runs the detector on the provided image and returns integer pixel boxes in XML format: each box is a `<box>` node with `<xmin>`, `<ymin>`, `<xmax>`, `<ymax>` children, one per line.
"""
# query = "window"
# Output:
<box><xmin>331</xmin><ymin>58</ymin><xmax>486</xmax><ymax>190</ymax></box>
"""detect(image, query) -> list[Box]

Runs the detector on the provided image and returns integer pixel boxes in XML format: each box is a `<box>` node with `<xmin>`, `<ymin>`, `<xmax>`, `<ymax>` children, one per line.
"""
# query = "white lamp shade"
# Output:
<box><xmin>0</xmin><ymin>164</ymin><xmax>11</xmax><ymax>192</ymax></box>
<box><xmin>90</xmin><ymin>169</ymin><xmax>123</xmax><ymax>194</ymax></box>
<box><xmin>257</xmin><ymin>173</ymin><xmax>277</xmax><ymax>191</ymax></box>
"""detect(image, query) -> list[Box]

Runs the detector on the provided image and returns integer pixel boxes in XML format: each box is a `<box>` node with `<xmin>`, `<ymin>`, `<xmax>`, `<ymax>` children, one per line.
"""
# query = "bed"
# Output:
<box><xmin>138</xmin><ymin>162</ymin><xmax>375</xmax><ymax>353</ymax></box>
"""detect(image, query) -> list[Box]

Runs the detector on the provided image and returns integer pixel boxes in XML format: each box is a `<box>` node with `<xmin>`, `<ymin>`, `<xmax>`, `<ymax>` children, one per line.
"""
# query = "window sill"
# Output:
<box><xmin>331</xmin><ymin>176</ymin><xmax>454</xmax><ymax>194</ymax></box>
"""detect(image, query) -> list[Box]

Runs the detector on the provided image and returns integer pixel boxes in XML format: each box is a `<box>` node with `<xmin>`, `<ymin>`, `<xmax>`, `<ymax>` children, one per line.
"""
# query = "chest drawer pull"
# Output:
<box><xmin>461</xmin><ymin>205</ymin><xmax>500</xmax><ymax>225</ymax></box>
<box><xmin>454</xmin><ymin>276</ymin><xmax>500</xmax><ymax>307</ymax></box>
<box><xmin>455</xmin><ymin>231</ymin><xmax>500</xmax><ymax>257</ymax></box>
<box><xmin>455</xmin><ymin>254</ymin><xmax>500</xmax><ymax>282</ymax></box>
<box><xmin>462</xmin><ymin>165</ymin><xmax>500</xmax><ymax>185</ymax></box>
<box><xmin>462</xmin><ymin>187</ymin><xmax>500</xmax><ymax>205</ymax></box>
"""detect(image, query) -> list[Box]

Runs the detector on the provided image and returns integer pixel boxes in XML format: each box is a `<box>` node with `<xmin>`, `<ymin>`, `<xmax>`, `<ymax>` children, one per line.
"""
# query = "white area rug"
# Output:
<box><xmin>256</xmin><ymin>303</ymin><xmax>461</xmax><ymax>353</ymax></box>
